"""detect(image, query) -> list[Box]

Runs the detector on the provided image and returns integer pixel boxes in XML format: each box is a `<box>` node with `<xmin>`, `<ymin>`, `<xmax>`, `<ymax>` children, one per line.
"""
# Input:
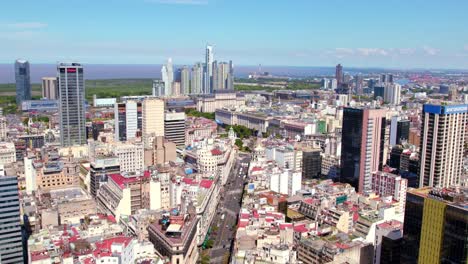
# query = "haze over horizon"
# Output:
<box><xmin>1</xmin><ymin>0</ymin><xmax>468</xmax><ymax>69</ymax></box>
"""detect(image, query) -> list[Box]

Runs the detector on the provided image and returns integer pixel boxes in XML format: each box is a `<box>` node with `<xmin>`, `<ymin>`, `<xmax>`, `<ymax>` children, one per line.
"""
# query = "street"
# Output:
<box><xmin>208</xmin><ymin>153</ymin><xmax>251</xmax><ymax>263</ymax></box>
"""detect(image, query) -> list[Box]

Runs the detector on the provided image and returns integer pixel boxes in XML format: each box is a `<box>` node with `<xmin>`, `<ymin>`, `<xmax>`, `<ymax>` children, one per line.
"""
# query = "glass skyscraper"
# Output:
<box><xmin>14</xmin><ymin>59</ymin><xmax>32</xmax><ymax>105</ymax></box>
<box><xmin>58</xmin><ymin>63</ymin><xmax>86</xmax><ymax>146</ymax></box>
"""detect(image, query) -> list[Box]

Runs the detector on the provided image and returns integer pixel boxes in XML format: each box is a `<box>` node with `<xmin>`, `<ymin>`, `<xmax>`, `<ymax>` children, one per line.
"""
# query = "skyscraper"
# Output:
<box><xmin>142</xmin><ymin>98</ymin><xmax>165</xmax><ymax>143</ymax></box>
<box><xmin>114</xmin><ymin>101</ymin><xmax>141</xmax><ymax>141</ymax></box>
<box><xmin>15</xmin><ymin>59</ymin><xmax>32</xmax><ymax>105</ymax></box>
<box><xmin>180</xmin><ymin>66</ymin><xmax>190</xmax><ymax>95</ymax></box>
<box><xmin>340</xmin><ymin>107</ymin><xmax>386</xmax><ymax>193</ymax></box>
<box><xmin>227</xmin><ymin>60</ymin><xmax>234</xmax><ymax>90</ymax></box>
<box><xmin>42</xmin><ymin>77</ymin><xmax>58</xmax><ymax>99</ymax></box>
<box><xmin>191</xmin><ymin>63</ymin><xmax>203</xmax><ymax>94</ymax></box>
<box><xmin>216</xmin><ymin>62</ymin><xmax>230</xmax><ymax>90</ymax></box>
<box><xmin>419</xmin><ymin>104</ymin><xmax>467</xmax><ymax>188</ymax></box>
<box><xmin>383</xmin><ymin>83</ymin><xmax>401</xmax><ymax>105</ymax></box>
<box><xmin>335</xmin><ymin>64</ymin><xmax>343</xmax><ymax>87</ymax></box>
<box><xmin>402</xmin><ymin>188</ymin><xmax>467</xmax><ymax>263</ymax></box>
<box><xmin>204</xmin><ymin>44</ymin><xmax>214</xmax><ymax>94</ymax></box>
<box><xmin>164</xmin><ymin>111</ymin><xmax>186</xmax><ymax>147</ymax></box>
<box><xmin>355</xmin><ymin>74</ymin><xmax>363</xmax><ymax>95</ymax></box>
<box><xmin>161</xmin><ymin>58</ymin><xmax>174</xmax><ymax>96</ymax></box>
<box><xmin>58</xmin><ymin>63</ymin><xmax>86</xmax><ymax>146</ymax></box>
<box><xmin>389</xmin><ymin>117</ymin><xmax>410</xmax><ymax>146</ymax></box>
<box><xmin>212</xmin><ymin>60</ymin><xmax>218</xmax><ymax>90</ymax></box>
<box><xmin>0</xmin><ymin>166</ymin><xmax>25</xmax><ymax>263</ymax></box>
<box><xmin>152</xmin><ymin>80</ymin><xmax>164</xmax><ymax>97</ymax></box>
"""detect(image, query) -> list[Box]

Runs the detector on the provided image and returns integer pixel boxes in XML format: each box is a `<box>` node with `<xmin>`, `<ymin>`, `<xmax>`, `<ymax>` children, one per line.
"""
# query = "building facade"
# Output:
<box><xmin>419</xmin><ymin>104</ymin><xmax>467</xmax><ymax>188</ymax></box>
<box><xmin>58</xmin><ymin>63</ymin><xmax>86</xmax><ymax>146</ymax></box>
<box><xmin>340</xmin><ymin>107</ymin><xmax>386</xmax><ymax>193</ymax></box>
<box><xmin>15</xmin><ymin>59</ymin><xmax>32</xmax><ymax>105</ymax></box>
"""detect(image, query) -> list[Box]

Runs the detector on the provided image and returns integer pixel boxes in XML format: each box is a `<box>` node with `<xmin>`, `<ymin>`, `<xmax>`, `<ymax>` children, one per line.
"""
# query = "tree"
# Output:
<box><xmin>235</xmin><ymin>139</ymin><xmax>243</xmax><ymax>149</ymax></box>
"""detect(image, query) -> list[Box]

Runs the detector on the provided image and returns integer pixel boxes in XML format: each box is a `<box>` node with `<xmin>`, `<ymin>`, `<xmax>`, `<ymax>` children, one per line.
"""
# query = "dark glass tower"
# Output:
<box><xmin>58</xmin><ymin>63</ymin><xmax>86</xmax><ymax>146</ymax></box>
<box><xmin>15</xmin><ymin>59</ymin><xmax>32</xmax><ymax>105</ymax></box>
<box><xmin>340</xmin><ymin>107</ymin><xmax>386</xmax><ymax>193</ymax></box>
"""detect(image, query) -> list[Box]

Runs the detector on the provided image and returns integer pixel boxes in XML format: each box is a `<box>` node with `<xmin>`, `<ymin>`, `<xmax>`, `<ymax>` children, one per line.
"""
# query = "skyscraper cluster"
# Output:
<box><xmin>156</xmin><ymin>45</ymin><xmax>234</xmax><ymax>96</ymax></box>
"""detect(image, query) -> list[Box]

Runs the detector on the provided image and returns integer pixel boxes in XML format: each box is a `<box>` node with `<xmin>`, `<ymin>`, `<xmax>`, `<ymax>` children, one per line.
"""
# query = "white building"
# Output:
<box><xmin>114</xmin><ymin>142</ymin><xmax>144</xmax><ymax>173</ymax></box>
<box><xmin>24</xmin><ymin>157</ymin><xmax>36</xmax><ymax>195</ymax></box>
<box><xmin>270</xmin><ymin>169</ymin><xmax>301</xmax><ymax>196</ymax></box>
<box><xmin>161</xmin><ymin>58</ymin><xmax>174</xmax><ymax>96</ymax></box>
<box><xmin>0</xmin><ymin>142</ymin><xmax>16</xmax><ymax>165</ymax></box>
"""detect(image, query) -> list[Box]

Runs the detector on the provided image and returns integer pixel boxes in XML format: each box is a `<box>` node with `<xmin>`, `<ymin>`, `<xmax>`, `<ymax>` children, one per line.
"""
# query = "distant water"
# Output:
<box><xmin>0</xmin><ymin>63</ymin><xmax>422</xmax><ymax>83</ymax></box>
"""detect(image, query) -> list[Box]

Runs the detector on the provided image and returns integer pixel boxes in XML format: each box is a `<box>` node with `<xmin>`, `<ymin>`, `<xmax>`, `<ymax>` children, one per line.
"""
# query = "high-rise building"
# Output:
<box><xmin>212</xmin><ymin>60</ymin><xmax>218</xmax><ymax>90</ymax></box>
<box><xmin>164</xmin><ymin>111</ymin><xmax>186</xmax><ymax>147</ymax></box>
<box><xmin>419</xmin><ymin>104</ymin><xmax>467</xmax><ymax>188</ymax></box>
<box><xmin>374</xmin><ymin>220</ymin><xmax>403</xmax><ymax>264</ymax></box>
<box><xmin>15</xmin><ymin>59</ymin><xmax>32</xmax><ymax>105</ymax></box>
<box><xmin>215</xmin><ymin>62</ymin><xmax>229</xmax><ymax>90</ymax></box>
<box><xmin>383</xmin><ymin>83</ymin><xmax>401</xmax><ymax>105</ymax></box>
<box><xmin>179</xmin><ymin>66</ymin><xmax>190</xmax><ymax>95</ymax></box>
<box><xmin>191</xmin><ymin>63</ymin><xmax>203</xmax><ymax>94</ymax></box>
<box><xmin>58</xmin><ymin>63</ymin><xmax>86</xmax><ymax>146</ymax></box>
<box><xmin>335</xmin><ymin>64</ymin><xmax>343</xmax><ymax>87</ymax></box>
<box><xmin>402</xmin><ymin>187</ymin><xmax>467</xmax><ymax>264</ymax></box>
<box><xmin>0</xmin><ymin>167</ymin><xmax>24</xmax><ymax>263</ymax></box>
<box><xmin>379</xmin><ymin>74</ymin><xmax>394</xmax><ymax>85</ymax></box>
<box><xmin>90</xmin><ymin>156</ymin><xmax>120</xmax><ymax>198</ymax></box>
<box><xmin>161</xmin><ymin>58</ymin><xmax>174</xmax><ymax>96</ymax></box>
<box><xmin>226</xmin><ymin>60</ymin><xmax>234</xmax><ymax>90</ymax></box>
<box><xmin>331</xmin><ymin>78</ymin><xmax>338</xmax><ymax>90</ymax></box>
<box><xmin>114</xmin><ymin>101</ymin><xmax>141</xmax><ymax>141</ymax></box>
<box><xmin>152</xmin><ymin>80</ymin><xmax>164</xmax><ymax>97</ymax></box>
<box><xmin>374</xmin><ymin>86</ymin><xmax>385</xmax><ymax>100</ymax></box>
<box><xmin>302</xmin><ymin>147</ymin><xmax>322</xmax><ymax>179</ymax></box>
<box><xmin>390</xmin><ymin>117</ymin><xmax>410</xmax><ymax>146</ymax></box>
<box><xmin>142</xmin><ymin>98</ymin><xmax>165</xmax><ymax>143</ymax></box>
<box><xmin>42</xmin><ymin>77</ymin><xmax>58</xmax><ymax>99</ymax></box>
<box><xmin>204</xmin><ymin>45</ymin><xmax>214</xmax><ymax>94</ymax></box>
<box><xmin>340</xmin><ymin>107</ymin><xmax>386</xmax><ymax>193</ymax></box>
<box><xmin>355</xmin><ymin>74</ymin><xmax>363</xmax><ymax>95</ymax></box>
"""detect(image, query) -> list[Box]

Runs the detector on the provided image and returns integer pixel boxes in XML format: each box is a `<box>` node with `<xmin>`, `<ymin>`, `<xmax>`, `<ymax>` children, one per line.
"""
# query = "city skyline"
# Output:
<box><xmin>1</xmin><ymin>1</ymin><xmax>468</xmax><ymax>68</ymax></box>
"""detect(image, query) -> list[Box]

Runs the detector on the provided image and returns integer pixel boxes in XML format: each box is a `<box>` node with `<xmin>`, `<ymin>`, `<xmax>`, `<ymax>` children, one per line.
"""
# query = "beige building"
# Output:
<box><xmin>142</xmin><ymin>98</ymin><xmax>165</xmax><ymax>144</ymax></box>
<box><xmin>0</xmin><ymin>142</ymin><xmax>16</xmax><ymax>165</ymax></box>
<box><xmin>42</xmin><ymin>77</ymin><xmax>58</xmax><ymax>99</ymax></box>
<box><xmin>144</xmin><ymin>136</ymin><xmax>176</xmax><ymax>166</ymax></box>
<box><xmin>196</xmin><ymin>90</ymin><xmax>245</xmax><ymax>113</ymax></box>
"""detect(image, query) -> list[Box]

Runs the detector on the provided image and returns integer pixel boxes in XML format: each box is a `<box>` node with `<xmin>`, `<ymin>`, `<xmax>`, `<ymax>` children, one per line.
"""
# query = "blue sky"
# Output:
<box><xmin>1</xmin><ymin>0</ymin><xmax>468</xmax><ymax>68</ymax></box>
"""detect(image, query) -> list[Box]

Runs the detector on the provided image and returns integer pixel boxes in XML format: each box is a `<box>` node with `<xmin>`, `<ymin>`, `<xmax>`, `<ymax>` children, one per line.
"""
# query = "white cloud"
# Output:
<box><xmin>2</xmin><ymin>22</ymin><xmax>48</xmax><ymax>29</ymax></box>
<box><xmin>422</xmin><ymin>45</ymin><xmax>439</xmax><ymax>56</ymax></box>
<box><xmin>356</xmin><ymin>48</ymin><xmax>389</xmax><ymax>56</ymax></box>
<box><xmin>397</xmin><ymin>48</ymin><xmax>415</xmax><ymax>55</ymax></box>
<box><xmin>144</xmin><ymin>0</ymin><xmax>208</xmax><ymax>5</ymax></box>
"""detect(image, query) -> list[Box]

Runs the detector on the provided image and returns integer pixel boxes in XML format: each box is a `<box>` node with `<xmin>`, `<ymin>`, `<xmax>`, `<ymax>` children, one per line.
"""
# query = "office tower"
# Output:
<box><xmin>216</xmin><ymin>62</ymin><xmax>229</xmax><ymax>90</ymax></box>
<box><xmin>355</xmin><ymin>74</ymin><xmax>363</xmax><ymax>95</ymax></box>
<box><xmin>330</xmin><ymin>78</ymin><xmax>338</xmax><ymax>90</ymax></box>
<box><xmin>368</xmin><ymin>79</ymin><xmax>377</xmax><ymax>89</ymax></box>
<box><xmin>15</xmin><ymin>59</ymin><xmax>32</xmax><ymax>105</ymax></box>
<box><xmin>380</xmin><ymin>74</ymin><xmax>394</xmax><ymax>85</ymax></box>
<box><xmin>321</xmin><ymin>78</ymin><xmax>329</xmax><ymax>89</ymax></box>
<box><xmin>172</xmin><ymin>82</ymin><xmax>181</xmax><ymax>96</ymax></box>
<box><xmin>439</xmin><ymin>84</ymin><xmax>450</xmax><ymax>94</ymax></box>
<box><xmin>374</xmin><ymin>86</ymin><xmax>385</xmax><ymax>99</ymax></box>
<box><xmin>212</xmin><ymin>60</ymin><xmax>218</xmax><ymax>90</ymax></box>
<box><xmin>419</xmin><ymin>104</ymin><xmax>467</xmax><ymax>188</ymax></box>
<box><xmin>0</xmin><ymin>166</ymin><xmax>24</xmax><ymax>263</ymax></box>
<box><xmin>164</xmin><ymin>111</ymin><xmax>186</xmax><ymax>147</ymax></box>
<box><xmin>390</xmin><ymin>117</ymin><xmax>410</xmax><ymax>146</ymax></box>
<box><xmin>42</xmin><ymin>77</ymin><xmax>58</xmax><ymax>99</ymax></box>
<box><xmin>161</xmin><ymin>58</ymin><xmax>174</xmax><ymax>96</ymax></box>
<box><xmin>402</xmin><ymin>188</ymin><xmax>467</xmax><ymax>264</ymax></box>
<box><xmin>179</xmin><ymin>66</ymin><xmax>190</xmax><ymax>95</ymax></box>
<box><xmin>191</xmin><ymin>63</ymin><xmax>203</xmax><ymax>94</ymax></box>
<box><xmin>302</xmin><ymin>147</ymin><xmax>322</xmax><ymax>179</ymax></box>
<box><xmin>152</xmin><ymin>80</ymin><xmax>164</xmax><ymax>96</ymax></box>
<box><xmin>204</xmin><ymin>44</ymin><xmax>214</xmax><ymax>93</ymax></box>
<box><xmin>58</xmin><ymin>63</ymin><xmax>86</xmax><ymax>146</ymax></box>
<box><xmin>335</xmin><ymin>64</ymin><xmax>343</xmax><ymax>86</ymax></box>
<box><xmin>142</xmin><ymin>98</ymin><xmax>165</xmax><ymax>143</ymax></box>
<box><xmin>340</xmin><ymin>107</ymin><xmax>386</xmax><ymax>193</ymax></box>
<box><xmin>226</xmin><ymin>60</ymin><xmax>234</xmax><ymax>90</ymax></box>
<box><xmin>374</xmin><ymin>220</ymin><xmax>403</xmax><ymax>264</ymax></box>
<box><xmin>114</xmin><ymin>101</ymin><xmax>142</xmax><ymax>141</ymax></box>
<box><xmin>384</xmin><ymin>83</ymin><xmax>401</xmax><ymax>105</ymax></box>
<box><xmin>90</xmin><ymin>156</ymin><xmax>120</xmax><ymax>198</ymax></box>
